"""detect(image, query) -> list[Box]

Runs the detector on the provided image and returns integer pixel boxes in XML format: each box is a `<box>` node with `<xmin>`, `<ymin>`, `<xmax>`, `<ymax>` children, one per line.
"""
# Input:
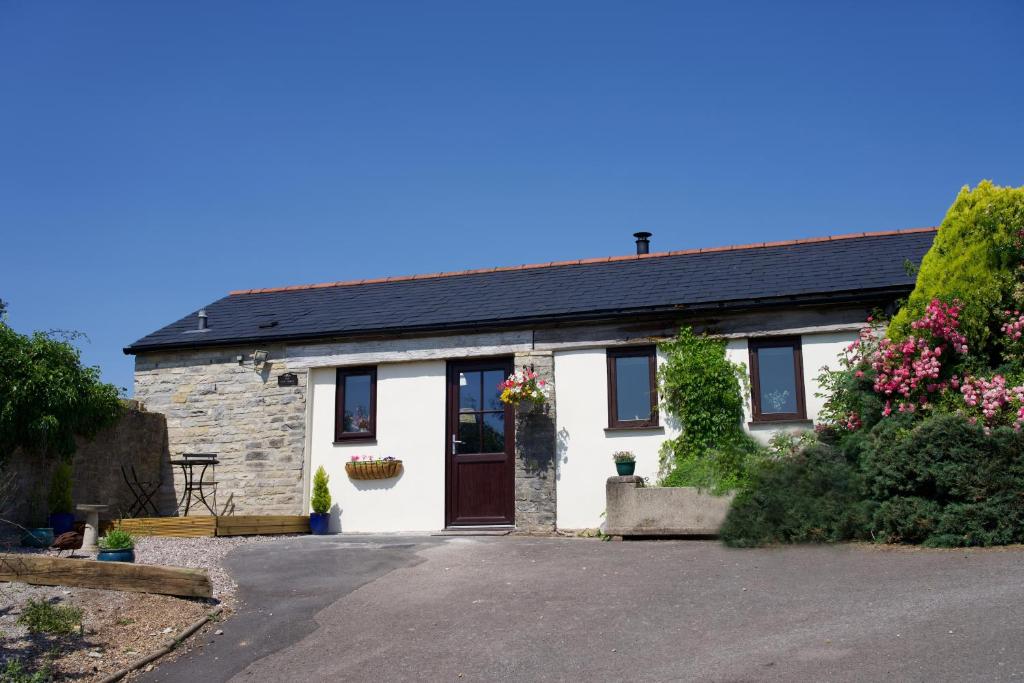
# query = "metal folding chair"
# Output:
<box><xmin>121</xmin><ymin>464</ymin><xmax>162</xmax><ymax>517</ymax></box>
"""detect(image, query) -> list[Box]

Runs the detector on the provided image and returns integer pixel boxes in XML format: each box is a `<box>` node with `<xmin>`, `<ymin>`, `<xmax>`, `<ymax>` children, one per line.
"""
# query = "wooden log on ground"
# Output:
<box><xmin>0</xmin><ymin>554</ymin><xmax>212</xmax><ymax>599</ymax></box>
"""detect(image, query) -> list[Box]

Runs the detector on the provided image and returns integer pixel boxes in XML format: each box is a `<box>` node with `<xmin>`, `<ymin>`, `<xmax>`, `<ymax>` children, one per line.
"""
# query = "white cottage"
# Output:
<box><xmin>126</xmin><ymin>228</ymin><xmax>935</xmax><ymax>532</ymax></box>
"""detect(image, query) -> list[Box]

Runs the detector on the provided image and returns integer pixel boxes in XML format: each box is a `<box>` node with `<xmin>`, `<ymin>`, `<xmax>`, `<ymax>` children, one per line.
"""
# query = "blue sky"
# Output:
<box><xmin>2</xmin><ymin>1</ymin><xmax>1022</xmax><ymax>393</ymax></box>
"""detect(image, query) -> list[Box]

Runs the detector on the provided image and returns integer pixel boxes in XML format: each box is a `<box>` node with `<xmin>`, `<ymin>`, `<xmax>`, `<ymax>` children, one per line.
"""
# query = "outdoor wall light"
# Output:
<box><xmin>252</xmin><ymin>350</ymin><xmax>269</xmax><ymax>367</ymax></box>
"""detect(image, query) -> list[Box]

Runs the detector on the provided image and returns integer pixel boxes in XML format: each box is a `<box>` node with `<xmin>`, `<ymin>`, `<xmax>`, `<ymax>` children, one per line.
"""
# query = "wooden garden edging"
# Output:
<box><xmin>110</xmin><ymin>514</ymin><xmax>310</xmax><ymax>538</ymax></box>
<box><xmin>0</xmin><ymin>554</ymin><xmax>212</xmax><ymax>598</ymax></box>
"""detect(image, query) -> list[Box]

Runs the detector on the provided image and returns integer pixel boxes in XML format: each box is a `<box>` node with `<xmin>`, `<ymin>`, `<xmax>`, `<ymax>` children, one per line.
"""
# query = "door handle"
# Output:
<box><xmin>451</xmin><ymin>434</ymin><xmax>464</xmax><ymax>453</ymax></box>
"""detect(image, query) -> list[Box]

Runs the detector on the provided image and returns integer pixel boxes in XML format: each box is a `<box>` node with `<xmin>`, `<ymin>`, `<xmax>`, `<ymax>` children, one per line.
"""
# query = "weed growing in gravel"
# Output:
<box><xmin>16</xmin><ymin>599</ymin><xmax>83</xmax><ymax>635</ymax></box>
<box><xmin>1</xmin><ymin>657</ymin><xmax>50</xmax><ymax>682</ymax></box>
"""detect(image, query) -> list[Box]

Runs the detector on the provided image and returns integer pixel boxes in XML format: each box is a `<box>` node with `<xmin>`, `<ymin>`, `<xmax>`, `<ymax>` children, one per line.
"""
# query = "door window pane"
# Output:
<box><xmin>756</xmin><ymin>346</ymin><xmax>798</xmax><ymax>414</ymax></box>
<box><xmin>615</xmin><ymin>356</ymin><xmax>652</xmax><ymax>421</ymax></box>
<box><xmin>459</xmin><ymin>371</ymin><xmax>481</xmax><ymax>411</ymax></box>
<box><xmin>483</xmin><ymin>370</ymin><xmax>506</xmax><ymax>410</ymax></box>
<box><xmin>482</xmin><ymin>412</ymin><xmax>505</xmax><ymax>452</ymax></box>
<box><xmin>343</xmin><ymin>374</ymin><xmax>372</xmax><ymax>432</ymax></box>
<box><xmin>458</xmin><ymin>413</ymin><xmax>481</xmax><ymax>453</ymax></box>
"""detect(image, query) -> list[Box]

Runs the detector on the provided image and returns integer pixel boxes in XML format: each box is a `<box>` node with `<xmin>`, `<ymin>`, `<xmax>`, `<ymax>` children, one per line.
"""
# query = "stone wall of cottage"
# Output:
<box><xmin>513</xmin><ymin>350</ymin><xmax>557</xmax><ymax>533</ymax></box>
<box><xmin>133</xmin><ymin>345</ymin><xmax>308</xmax><ymax>516</ymax></box>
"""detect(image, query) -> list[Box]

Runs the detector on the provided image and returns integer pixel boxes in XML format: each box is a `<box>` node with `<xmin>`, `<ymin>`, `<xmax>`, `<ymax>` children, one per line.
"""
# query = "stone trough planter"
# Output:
<box><xmin>605</xmin><ymin>476</ymin><xmax>734</xmax><ymax>537</ymax></box>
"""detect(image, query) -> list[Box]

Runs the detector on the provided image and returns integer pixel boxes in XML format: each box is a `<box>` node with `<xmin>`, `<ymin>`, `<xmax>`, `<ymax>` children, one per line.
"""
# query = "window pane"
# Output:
<box><xmin>757</xmin><ymin>347</ymin><xmax>798</xmax><ymax>414</ymax></box>
<box><xmin>482</xmin><ymin>412</ymin><xmax>505</xmax><ymax>452</ymax></box>
<box><xmin>615</xmin><ymin>355</ymin><xmax>652</xmax><ymax>421</ymax></box>
<box><xmin>458</xmin><ymin>413</ymin><xmax>481</xmax><ymax>453</ymax></box>
<box><xmin>343</xmin><ymin>374</ymin><xmax>372</xmax><ymax>432</ymax></box>
<box><xmin>459</xmin><ymin>371</ymin><xmax>481</xmax><ymax>411</ymax></box>
<box><xmin>483</xmin><ymin>370</ymin><xmax>506</xmax><ymax>410</ymax></box>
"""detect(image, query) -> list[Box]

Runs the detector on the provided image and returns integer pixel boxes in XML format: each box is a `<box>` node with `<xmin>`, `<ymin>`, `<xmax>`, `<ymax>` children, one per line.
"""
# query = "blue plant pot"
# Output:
<box><xmin>21</xmin><ymin>528</ymin><xmax>54</xmax><ymax>548</ymax></box>
<box><xmin>49</xmin><ymin>512</ymin><xmax>75</xmax><ymax>536</ymax></box>
<box><xmin>309</xmin><ymin>512</ymin><xmax>330</xmax><ymax>535</ymax></box>
<box><xmin>615</xmin><ymin>461</ymin><xmax>636</xmax><ymax>476</ymax></box>
<box><xmin>97</xmin><ymin>548</ymin><xmax>135</xmax><ymax>563</ymax></box>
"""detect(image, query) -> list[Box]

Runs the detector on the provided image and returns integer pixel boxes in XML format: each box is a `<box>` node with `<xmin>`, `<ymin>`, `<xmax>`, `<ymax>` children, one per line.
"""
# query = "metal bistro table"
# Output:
<box><xmin>170</xmin><ymin>453</ymin><xmax>219</xmax><ymax>516</ymax></box>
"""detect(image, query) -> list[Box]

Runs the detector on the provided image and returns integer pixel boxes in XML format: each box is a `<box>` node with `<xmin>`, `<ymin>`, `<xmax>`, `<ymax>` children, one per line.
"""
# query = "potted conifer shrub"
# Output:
<box><xmin>310</xmin><ymin>465</ymin><xmax>331</xmax><ymax>535</ymax></box>
<box><xmin>613</xmin><ymin>450</ymin><xmax>637</xmax><ymax>476</ymax></box>
<box><xmin>48</xmin><ymin>462</ymin><xmax>75</xmax><ymax>536</ymax></box>
<box><xmin>97</xmin><ymin>528</ymin><xmax>135</xmax><ymax>563</ymax></box>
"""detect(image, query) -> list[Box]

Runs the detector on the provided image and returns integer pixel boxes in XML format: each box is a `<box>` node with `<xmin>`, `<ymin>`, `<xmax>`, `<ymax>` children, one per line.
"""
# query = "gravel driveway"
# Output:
<box><xmin>141</xmin><ymin>536</ymin><xmax>1024</xmax><ymax>682</ymax></box>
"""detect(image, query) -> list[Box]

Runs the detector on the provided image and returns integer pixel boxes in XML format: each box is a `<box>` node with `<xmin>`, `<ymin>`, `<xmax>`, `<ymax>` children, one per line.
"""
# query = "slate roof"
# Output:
<box><xmin>125</xmin><ymin>228</ymin><xmax>936</xmax><ymax>353</ymax></box>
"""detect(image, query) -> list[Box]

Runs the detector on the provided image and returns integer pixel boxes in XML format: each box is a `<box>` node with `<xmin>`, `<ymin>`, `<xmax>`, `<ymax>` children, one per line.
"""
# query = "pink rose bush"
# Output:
<box><xmin>824</xmin><ymin>299</ymin><xmax>1024</xmax><ymax>432</ymax></box>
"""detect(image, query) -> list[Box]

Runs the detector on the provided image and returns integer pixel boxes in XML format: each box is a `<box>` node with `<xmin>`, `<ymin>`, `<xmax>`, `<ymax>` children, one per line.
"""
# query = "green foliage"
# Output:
<box><xmin>657</xmin><ymin>327</ymin><xmax>762</xmax><ymax>492</ymax></box>
<box><xmin>0</xmin><ymin>312</ymin><xmax>122</xmax><ymax>460</ymax></box>
<box><xmin>725</xmin><ymin>414</ymin><xmax>1024</xmax><ymax>548</ymax></box>
<box><xmin>889</xmin><ymin>181</ymin><xmax>1024</xmax><ymax>352</ymax></box>
<box><xmin>16</xmin><ymin>598</ymin><xmax>83</xmax><ymax>635</ymax></box>
<box><xmin>861</xmin><ymin>414</ymin><xmax>1024</xmax><ymax>546</ymax></box>
<box><xmin>311</xmin><ymin>465</ymin><xmax>331</xmax><ymax>514</ymax></box>
<box><xmin>720</xmin><ymin>443</ymin><xmax>870</xmax><ymax>547</ymax></box>
<box><xmin>99</xmin><ymin>528</ymin><xmax>134</xmax><ymax>550</ymax></box>
<box><xmin>48</xmin><ymin>462</ymin><xmax>73</xmax><ymax>515</ymax></box>
<box><xmin>1</xmin><ymin>658</ymin><xmax>50</xmax><ymax>683</ymax></box>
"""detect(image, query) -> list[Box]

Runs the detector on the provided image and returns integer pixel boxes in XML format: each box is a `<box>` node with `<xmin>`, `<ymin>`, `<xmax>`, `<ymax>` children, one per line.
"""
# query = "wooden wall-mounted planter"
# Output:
<box><xmin>345</xmin><ymin>460</ymin><xmax>403</xmax><ymax>480</ymax></box>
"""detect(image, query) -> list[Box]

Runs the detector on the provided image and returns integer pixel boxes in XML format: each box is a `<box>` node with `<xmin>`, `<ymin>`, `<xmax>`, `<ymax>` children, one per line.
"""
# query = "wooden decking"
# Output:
<box><xmin>111</xmin><ymin>515</ymin><xmax>309</xmax><ymax>537</ymax></box>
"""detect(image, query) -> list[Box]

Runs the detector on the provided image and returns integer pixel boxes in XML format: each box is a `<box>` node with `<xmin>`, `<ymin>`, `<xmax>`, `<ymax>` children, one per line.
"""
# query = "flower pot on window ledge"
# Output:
<box><xmin>345</xmin><ymin>460</ymin><xmax>403</xmax><ymax>480</ymax></box>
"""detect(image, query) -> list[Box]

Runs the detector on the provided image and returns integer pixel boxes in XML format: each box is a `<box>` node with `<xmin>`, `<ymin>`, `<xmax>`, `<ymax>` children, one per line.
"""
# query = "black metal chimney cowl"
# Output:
<box><xmin>633</xmin><ymin>231</ymin><xmax>652</xmax><ymax>255</ymax></box>
<box><xmin>197</xmin><ymin>309</ymin><xmax>208</xmax><ymax>331</ymax></box>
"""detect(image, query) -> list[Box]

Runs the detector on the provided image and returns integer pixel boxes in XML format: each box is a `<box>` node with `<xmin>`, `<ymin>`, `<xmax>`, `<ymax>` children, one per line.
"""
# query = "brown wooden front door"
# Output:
<box><xmin>446</xmin><ymin>358</ymin><xmax>515</xmax><ymax>526</ymax></box>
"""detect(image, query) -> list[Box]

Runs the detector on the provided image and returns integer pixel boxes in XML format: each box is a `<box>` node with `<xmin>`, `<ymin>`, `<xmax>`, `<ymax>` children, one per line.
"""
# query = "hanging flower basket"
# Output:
<box><xmin>345</xmin><ymin>457</ymin><xmax>403</xmax><ymax>480</ymax></box>
<box><xmin>498</xmin><ymin>367</ymin><xmax>550</xmax><ymax>406</ymax></box>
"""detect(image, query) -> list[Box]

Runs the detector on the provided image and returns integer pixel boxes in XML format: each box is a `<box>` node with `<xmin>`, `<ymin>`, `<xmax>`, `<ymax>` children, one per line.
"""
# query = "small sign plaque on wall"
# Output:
<box><xmin>277</xmin><ymin>372</ymin><xmax>298</xmax><ymax>387</ymax></box>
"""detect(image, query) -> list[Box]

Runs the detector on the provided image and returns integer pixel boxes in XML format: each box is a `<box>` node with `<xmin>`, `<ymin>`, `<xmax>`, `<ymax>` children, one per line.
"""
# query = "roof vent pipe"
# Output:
<box><xmin>197</xmin><ymin>309</ymin><xmax>208</xmax><ymax>331</ymax></box>
<box><xmin>633</xmin><ymin>231</ymin><xmax>652</xmax><ymax>255</ymax></box>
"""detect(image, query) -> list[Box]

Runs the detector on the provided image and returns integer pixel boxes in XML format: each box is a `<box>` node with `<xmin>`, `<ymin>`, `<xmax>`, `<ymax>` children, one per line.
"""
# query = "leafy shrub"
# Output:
<box><xmin>870</xmin><ymin>497</ymin><xmax>942</xmax><ymax>543</ymax></box>
<box><xmin>311</xmin><ymin>465</ymin><xmax>331</xmax><ymax>514</ymax></box>
<box><xmin>2</xmin><ymin>658</ymin><xmax>50</xmax><ymax>683</ymax></box>
<box><xmin>889</xmin><ymin>181</ymin><xmax>1024</xmax><ymax>352</ymax></box>
<box><xmin>657</xmin><ymin>327</ymin><xmax>762</xmax><ymax>492</ymax></box>
<box><xmin>99</xmin><ymin>528</ymin><xmax>134</xmax><ymax>550</ymax></box>
<box><xmin>720</xmin><ymin>443</ymin><xmax>869</xmax><ymax>547</ymax></box>
<box><xmin>16</xmin><ymin>599</ymin><xmax>83</xmax><ymax>635</ymax></box>
<box><xmin>48</xmin><ymin>461</ymin><xmax>73</xmax><ymax>515</ymax></box>
<box><xmin>0</xmin><ymin>312</ymin><xmax>122</xmax><ymax>459</ymax></box>
<box><xmin>861</xmin><ymin>414</ymin><xmax>1024</xmax><ymax>546</ymax></box>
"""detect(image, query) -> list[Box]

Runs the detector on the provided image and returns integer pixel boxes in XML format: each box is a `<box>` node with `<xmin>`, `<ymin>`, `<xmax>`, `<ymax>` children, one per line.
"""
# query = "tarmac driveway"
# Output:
<box><xmin>143</xmin><ymin>535</ymin><xmax>1024</xmax><ymax>682</ymax></box>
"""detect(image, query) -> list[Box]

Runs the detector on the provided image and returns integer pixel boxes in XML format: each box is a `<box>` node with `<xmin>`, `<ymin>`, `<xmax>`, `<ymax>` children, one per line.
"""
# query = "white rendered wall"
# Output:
<box><xmin>556</xmin><ymin>332</ymin><xmax>856</xmax><ymax>529</ymax></box>
<box><xmin>554</xmin><ymin>349</ymin><xmax>682</xmax><ymax>530</ymax></box>
<box><xmin>308</xmin><ymin>361</ymin><xmax>447</xmax><ymax>532</ymax></box>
